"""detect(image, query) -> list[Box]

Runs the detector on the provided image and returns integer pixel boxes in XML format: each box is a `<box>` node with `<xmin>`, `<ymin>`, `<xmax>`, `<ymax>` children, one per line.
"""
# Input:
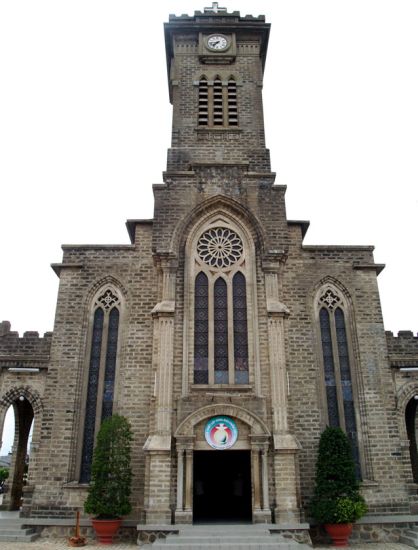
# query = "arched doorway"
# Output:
<box><xmin>174</xmin><ymin>404</ymin><xmax>271</xmax><ymax>524</ymax></box>
<box><xmin>9</xmin><ymin>397</ymin><xmax>34</xmax><ymax>510</ymax></box>
<box><xmin>406</xmin><ymin>396</ymin><xmax>418</xmax><ymax>483</ymax></box>
<box><xmin>0</xmin><ymin>393</ymin><xmax>35</xmax><ymax>511</ymax></box>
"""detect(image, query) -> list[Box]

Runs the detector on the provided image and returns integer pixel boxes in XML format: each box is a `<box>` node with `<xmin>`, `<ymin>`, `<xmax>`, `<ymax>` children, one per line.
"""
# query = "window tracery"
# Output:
<box><xmin>192</xmin><ymin>223</ymin><xmax>250</xmax><ymax>385</ymax></box>
<box><xmin>79</xmin><ymin>287</ymin><xmax>121</xmax><ymax>483</ymax></box>
<box><xmin>317</xmin><ymin>286</ymin><xmax>361</xmax><ymax>477</ymax></box>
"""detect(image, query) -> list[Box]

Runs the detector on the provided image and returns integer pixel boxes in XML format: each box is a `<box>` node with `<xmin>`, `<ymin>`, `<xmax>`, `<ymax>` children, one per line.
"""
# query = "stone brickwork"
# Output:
<box><xmin>0</xmin><ymin>5</ymin><xmax>417</xmax><ymax>540</ymax></box>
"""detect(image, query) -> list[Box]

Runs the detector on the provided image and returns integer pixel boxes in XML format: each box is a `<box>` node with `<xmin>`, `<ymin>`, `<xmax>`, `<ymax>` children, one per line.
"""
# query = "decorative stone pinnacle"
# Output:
<box><xmin>204</xmin><ymin>2</ymin><xmax>227</xmax><ymax>14</ymax></box>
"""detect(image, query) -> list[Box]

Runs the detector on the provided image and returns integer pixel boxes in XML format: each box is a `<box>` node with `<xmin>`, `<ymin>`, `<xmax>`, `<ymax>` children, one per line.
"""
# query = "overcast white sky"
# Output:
<box><xmin>1</xmin><ymin>1</ymin><xmax>417</xmax><ymax>452</ymax></box>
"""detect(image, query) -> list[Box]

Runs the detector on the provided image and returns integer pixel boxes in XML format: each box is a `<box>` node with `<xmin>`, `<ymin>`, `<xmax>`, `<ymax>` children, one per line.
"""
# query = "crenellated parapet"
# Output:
<box><xmin>386</xmin><ymin>330</ymin><xmax>418</xmax><ymax>368</ymax></box>
<box><xmin>0</xmin><ymin>321</ymin><xmax>52</xmax><ymax>364</ymax></box>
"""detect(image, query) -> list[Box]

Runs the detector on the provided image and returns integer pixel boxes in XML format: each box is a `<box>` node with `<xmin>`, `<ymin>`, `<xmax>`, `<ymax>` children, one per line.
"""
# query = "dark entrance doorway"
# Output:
<box><xmin>406</xmin><ymin>397</ymin><xmax>418</xmax><ymax>482</ymax></box>
<box><xmin>8</xmin><ymin>397</ymin><xmax>34</xmax><ymax>510</ymax></box>
<box><xmin>193</xmin><ymin>450</ymin><xmax>252</xmax><ymax>523</ymax></box>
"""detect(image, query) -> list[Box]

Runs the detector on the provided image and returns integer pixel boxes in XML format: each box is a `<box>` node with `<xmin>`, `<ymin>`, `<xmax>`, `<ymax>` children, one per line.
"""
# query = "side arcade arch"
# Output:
<box><xmin>0</xmin><ymin>387</ymin><xmax>43</xmax><ymax>510</ymax></box>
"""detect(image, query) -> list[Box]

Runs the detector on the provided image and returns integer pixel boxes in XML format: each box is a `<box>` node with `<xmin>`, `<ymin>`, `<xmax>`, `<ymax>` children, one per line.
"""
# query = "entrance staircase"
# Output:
<box><xmin>149</xmin><ymin>524</ymin><xmax>311</xmax><ymax>549</ymax></box>
<box><xmin>0</xmin><ymin>511</ymin><xmax>39</xmax><ymax>542</ymax></box>
<box><xmin>400</xmin><ymin>525</ymin><xmax>418</xmax><ymax>548</ymax></box>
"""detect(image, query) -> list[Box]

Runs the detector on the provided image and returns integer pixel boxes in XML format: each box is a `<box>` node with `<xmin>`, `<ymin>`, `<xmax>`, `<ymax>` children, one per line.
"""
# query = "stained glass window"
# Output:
<box><xmin>101</xmin><ymin>308</ymin><xmax>119</xmax><ymax>421</ymax></box>
<box><xmin>233</xmin><ymin>272</ymin><xmax>248</xmax><ymax>384</ymax></box>
<box><xmin>318</xmin><ymin>289</ymin><xmax>361</xmax><ymax>478</ymax></box>
<box><xmin>335</xmin><ymin>308</ymin><xmax>361</xmax><ymax>478</ymax></box>
<box><xmin>194</xmin><ymin>272</ymin><xmax>209</xmax><ymax>384</ymax></box>
<box><xmin>193</xmin><ymin>226</ymin><xmax>250</xmax><ymax>386</ymax></box>
<box><xmin>214</xmin><ymin>278</ymin><xmax>229</xmax><ymax>384</ymax></box>
<box><xmin>80</xmin><ymin>288</ymin><xmax>121</xmax><ymax>483</ymax></box>
<box><xmin>80</xmin><ymin>307</ymin><xmax>104</xmax><ymax>483</ymax></box>
<box><xmin>320</xmin><ymin>308</ymin><xmax>340</xmax><ymax>428</ymax></box>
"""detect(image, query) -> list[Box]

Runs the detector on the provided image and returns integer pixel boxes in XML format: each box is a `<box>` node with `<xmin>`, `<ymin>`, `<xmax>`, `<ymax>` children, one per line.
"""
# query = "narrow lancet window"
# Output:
<box><xmin>79</xmin><ymin>288</ymin><xmax>121</xmax><ymax>483</ymax></box>
<box><xmin>319</xmin><ymin>308</ymin><xmax>339</xmax><ymax>428</ymax></box>
<box><xmin>194</xmin><ymin>272</ymin><xmax>209</xmax><ymax>383</ymax></box>
<box><xmin>101</xmin><ymin>307</ymin><xmax>119</xmax><ymax>421</ymax></box>
<box><xmin>80</xmin><ymin>308</ymin><xmax>104</xmax><ymax>483</ymax></box>
<box><xmin>318</xmin><ymin>288</ymin><xmax>361</xmax><ymax>478</ymax></box>
<box><xmin>214</xmin><ymin>278</ymin><xmax>229</xmax><ymax>383</ymax></box>
<box><xmin>233</xmin><ymin>272</ymin><xmax>248</xmax><ymax>383</ymax></box>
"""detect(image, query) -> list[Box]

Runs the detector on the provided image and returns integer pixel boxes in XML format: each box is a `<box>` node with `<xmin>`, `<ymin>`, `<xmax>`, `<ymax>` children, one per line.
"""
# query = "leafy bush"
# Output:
<box><xmin>84</xmin><ymin>415</ymin><xmax>133</xmax><ymax>519</ymax></box>
<box><xmin>310</xmin><ymin>427</ymin><xmax>367</xmax><ymax>524</ymax></box>
<box><xmin>0</xmin><ymin>467</ymin><xmax>9</xmax><ymax>494</ymax></box>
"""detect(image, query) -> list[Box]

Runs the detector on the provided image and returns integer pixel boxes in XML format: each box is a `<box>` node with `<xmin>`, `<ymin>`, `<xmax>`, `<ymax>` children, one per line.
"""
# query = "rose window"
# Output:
<box><xmin>197</xmin><ymin>227</ymin><xmax>243</xmax><ymax>268</ymax></box>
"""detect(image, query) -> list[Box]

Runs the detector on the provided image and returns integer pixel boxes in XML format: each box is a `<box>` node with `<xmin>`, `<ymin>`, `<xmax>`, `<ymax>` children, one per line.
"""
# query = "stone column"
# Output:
<box><xmin>263</xmin><ymin>258</ymin><xmax>301</xmax><ymax>523</ymax></box>
<box><xmin>261</xmin><ymin>444</ymin><xmax>270</xmax><ymax>513</ymax></box>
<box><xmin>143</xmin><ymin>256</ymin><xmax>178</xmax><ymax>525</ymax></box>
<box><xmin>251</xmin><ymin>436</ymin><xmax>271</xmax><ymax>523</ymax></box>
<box><xmin>176</xmin><ymin>449</ymin><xmax>184</xmax><ymax>513</ymax></box>
<box><xmin>252</xmin><ymin>448</ymin><xmax>261</xmax><ymax>513</ymax></box>
<box><xmin>174</xmin><ymin>438</ymin><xmax>194</xmax><ymax>524</ymax></box>
<box><xmin>184</xmin><ymin>449</ymin><xmax>193</xmax><ymax>514</ymax></box>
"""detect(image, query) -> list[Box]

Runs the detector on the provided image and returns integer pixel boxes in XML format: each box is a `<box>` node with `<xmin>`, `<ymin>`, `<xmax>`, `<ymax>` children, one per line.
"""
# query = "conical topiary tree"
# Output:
<box><xmin>310</xmin><ymin>427</ymin><xmax>367</xmax><ymax>524</ymax></box>
<box><xmin>84</xmin><ymin>414</ymin><xmax>133</xmax><ymax>519</ymax></box>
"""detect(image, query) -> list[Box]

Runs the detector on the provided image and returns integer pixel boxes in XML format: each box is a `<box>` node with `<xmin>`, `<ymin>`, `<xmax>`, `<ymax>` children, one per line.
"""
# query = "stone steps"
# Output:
<box><xmin>400</xmin><ymin>527</ymin><xmax>418</xmax><ymax>548</ymax></box>
<box><xmin>0</xmin><ymin>518</ymin><xmax>39</xmax><ymax>542</ymax></box>
<box><xmin>150</xmin><ymin>525</ymin><xmax>311</xmax><ymax>549</ymax></box>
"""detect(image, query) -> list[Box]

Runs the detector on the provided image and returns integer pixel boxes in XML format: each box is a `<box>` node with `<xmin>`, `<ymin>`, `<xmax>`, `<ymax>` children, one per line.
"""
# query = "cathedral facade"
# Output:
<box><xmin>1</xmin><ymin>4</ymin><xmax>418</xmax><ymax>542</ymax></box>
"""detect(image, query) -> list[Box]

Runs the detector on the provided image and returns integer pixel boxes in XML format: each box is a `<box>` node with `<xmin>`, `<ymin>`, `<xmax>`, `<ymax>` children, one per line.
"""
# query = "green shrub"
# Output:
<box><xmin>310</xmin><ymin>427</ymin><xmax>367</xmax><ymax>524</ymax></box>
<box><xmin>84</xmin><ymin>415</ymin><xmax>133</xmax><ymax>519</ymax></box>
<box><xmin>0</xmin><ymin>467</ymin><xmax>9</xmax><ymax>494</ymax></box>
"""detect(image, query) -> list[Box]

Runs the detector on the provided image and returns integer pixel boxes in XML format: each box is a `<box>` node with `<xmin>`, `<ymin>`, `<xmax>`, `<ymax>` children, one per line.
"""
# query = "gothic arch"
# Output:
<box><xmin>170</xmin><ymin>195</ymin><xmax>266</xmax><ymax>258</ymax></box>
<box><xmin>0</xmin><ymin>386</ymin><xmax>43</xmax><ymax>415</ymax></box>
<box><xmin>312</xmin><ymin>276</ymin><xmax>373</xmax><ymax>480</ymax></box>
<box><xmin>397</xmin><ymin>384</ymin><xmax>418</xmax><ymax>483</ymax></box>
<box><xmin>397</xmin><ymin>383</ymin><xmax>418</xmax><ymax>441</ymax></box>
<box><xmin>312</xmin><ymin>276</ymin><xmax>354</xmax><ymax>314</ymax></box>
<box><xmin>0</xmin><ymin>386</ymin><xmax>42</xmax><ymax>510</ymax></box>
<box><xmin>180</xmin><ymin>201</ymin><xmax>262</xmax><ymax>394</ymax></box>
<box><xmin>85</xmin><ymin>275</ymin><xmax>129</xmax><ymax>305</ymax></box>
<box><xmin>76</xmin><ymin>280</ymin><xmax>126</xmax><ymax>482</ymax></box>
<box><xmin>175</xmin><ymin>403</ymin><xmax>270</xmax><ymax>438</ymax></box>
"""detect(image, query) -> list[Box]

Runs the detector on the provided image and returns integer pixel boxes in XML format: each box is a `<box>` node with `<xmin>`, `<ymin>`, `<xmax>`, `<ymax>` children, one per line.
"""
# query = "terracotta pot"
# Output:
<box><xmin>324</xmin><ymin>523</ymin><xmax>353</xmax><ymax>547</ymax></box>
<box><xmin>91</xmin><ymin>518</ymin><xmax>122</xmax><ymax>544</ymax></box>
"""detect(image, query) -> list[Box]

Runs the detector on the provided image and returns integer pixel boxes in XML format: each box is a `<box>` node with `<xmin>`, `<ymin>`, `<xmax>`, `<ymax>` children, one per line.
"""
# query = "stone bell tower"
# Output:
<box><xmin>164</xmin><ymin>1</ymin><xmax>272</xmax><ymax>172</ymax></box>
<box><xmin>143</xmin><ymin>3</ymin><xmax>301</xmax><ymax>527</ymax></box>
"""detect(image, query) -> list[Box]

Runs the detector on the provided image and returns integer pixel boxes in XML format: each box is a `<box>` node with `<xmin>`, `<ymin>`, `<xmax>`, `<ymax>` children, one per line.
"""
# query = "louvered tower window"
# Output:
<box><xmin>213</xmin><ymin>77</ymin><xmax>224</xmax><ymax>126</ymax></box>
<box><xmin>198</xmin><ymin>77</ymin><xmax>209</xmax><ymax>126</ymax></box>
<box><xmin>227</xmin><ymin>78</ymin><xmax>238</xmax><ymax>126</ymax></box>
<box><xmin>318</xmin><ymin>288</ymin><xmax>361</xmax><ymax>478</ymax></box>
<box><xmin>80</xmin><ymin>288</ymin><xmax>121</xmax><ymax>483</ymax></box>
<box><xmin>197</xmin><ymin>76</ymin><xmax>238</xmax><ymax>128</ymax></box>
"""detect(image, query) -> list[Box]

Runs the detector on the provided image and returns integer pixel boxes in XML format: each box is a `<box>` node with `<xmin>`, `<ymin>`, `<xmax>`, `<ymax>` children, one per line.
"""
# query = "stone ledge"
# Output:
<box><xmin>15</xmin><ymin>518</ymin><xmax>139</xmax><ymax>527</ymax></box>
<box><xmin>357</xmin><ymin>514</ymin><xmax>418</xmax><ymax>524</ymax></box>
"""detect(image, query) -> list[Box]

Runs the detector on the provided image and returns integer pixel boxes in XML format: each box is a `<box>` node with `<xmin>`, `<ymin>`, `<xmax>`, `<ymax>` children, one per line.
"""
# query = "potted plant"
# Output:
<box><xmin>84</xmin><ymin>415</ymin><xmax>133</xmax><ymax>544</ymax></box>
<box><xmin>310</xmin><ymin>427</ymin><xmax>367</xmax><ymax>547</ymax></box>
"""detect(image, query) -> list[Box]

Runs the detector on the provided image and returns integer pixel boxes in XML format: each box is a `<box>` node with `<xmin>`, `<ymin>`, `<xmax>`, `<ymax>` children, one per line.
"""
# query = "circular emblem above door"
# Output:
<box><xmin>204</xmin><ymin>416</ymin><xmax>238</xmax><ymax>450</ymax></box>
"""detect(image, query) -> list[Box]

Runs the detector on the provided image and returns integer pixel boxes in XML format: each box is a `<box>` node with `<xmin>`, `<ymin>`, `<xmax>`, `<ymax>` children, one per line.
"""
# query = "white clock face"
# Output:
<box><xmin>207</xmin><ymin>35</ymin><xmax>228</xmax><ymax>51</ymax></box>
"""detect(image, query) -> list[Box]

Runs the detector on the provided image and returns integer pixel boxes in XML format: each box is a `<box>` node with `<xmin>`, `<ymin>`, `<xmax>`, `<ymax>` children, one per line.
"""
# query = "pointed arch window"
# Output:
<box><xmin>197</xmin><ymin>75</ymin><xmax>238</xmax><ymax>128</ymax></box>
<box><xmin>318</xmin><ymin>288</ymin><xmax>361</xmax><ymax>477</ymax></box>
<box><xmin>193</xmin><ymin>227</ymin><xmax>249</xmax><ymax>385</ymax></box>
<box><xmin>79</xmin><ymin>288</ymin><xmax>121</xmax><ymax>483</ymax></box>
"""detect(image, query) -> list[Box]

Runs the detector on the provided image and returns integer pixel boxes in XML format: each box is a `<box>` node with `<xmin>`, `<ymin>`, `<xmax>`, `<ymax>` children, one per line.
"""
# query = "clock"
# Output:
<box><xmin>207</xmin><ymin>35</ymin><xmax>229</xmax><ymax>51</ymax></box>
